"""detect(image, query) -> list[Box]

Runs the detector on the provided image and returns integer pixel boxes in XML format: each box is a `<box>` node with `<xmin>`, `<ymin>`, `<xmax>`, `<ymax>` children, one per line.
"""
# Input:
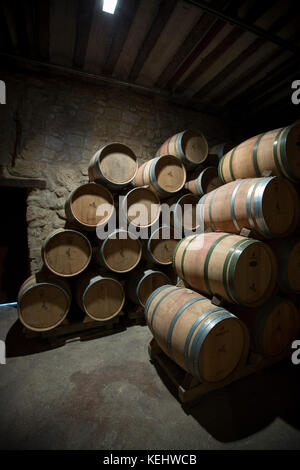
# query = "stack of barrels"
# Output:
<box><xmin>18</xmin><ymin>135</ymin><xmax>198</xmax><ymax>332</ymax></box>
<box><xmin>17</xmin><ymin>122</ymin><xmax>300</xmax><ymax>387</ymax></box>
<box><xmin>145</xmin><ymin>122</ymin><xmax>300</xmax><ymax>385</ymax></box>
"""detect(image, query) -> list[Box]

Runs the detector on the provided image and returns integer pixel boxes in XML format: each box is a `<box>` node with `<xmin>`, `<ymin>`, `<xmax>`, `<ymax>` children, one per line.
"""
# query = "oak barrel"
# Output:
<box><xmin>94</xmin><ymin>229</ymin><xmax>142</xmax><ymax>273</ymax></box>
<box><xmin>88</xmin><ymin>143</ymin><xmax>138</xmax><ymax>189</ymax></box>
<box><xmin>173</xmin><ymin>232</ymin><xmax>277</xmax><ymax>307</ymax></box>
<box><xmin>142</xmin><ymin>226</ymin><xmax>178</xmax><ymax>266</ymax></box>
<box><xmin>156</xmin><ymin>130</ymin><xmax>208</xmax><ymax>168</ymax></box>
<box><xmin>18</xmin><ymin>272</ymin><xmax>71</xmax><ymax>332</ymax></box>
<box><xmin>208</xmin><ymin>142</ymin><xmax>235</xmax><ymax>162</ymax></box>
<box><xmin>185</xmin><ymin>167</ymin><xmax>222</xmax><ymax>196</ymax></box>
<box><xmin>218</xmin><ymin>122</ymin><xmax>300</xmax><ymax>183</ymax></box>
<box><xmin>197</xmin><ymin>176</ymin><xmax>299</xmax><ymax>238</ymax></box>
<box><xmin>42</xmin><ymin>229</ymin><xmax>92</xmax><ymax>277</ymax></box>
<box><xmin>121</xmin><ymin>187</ymin><xmax>161</xmax><ymax>228</ymax></box>
<box><xmin>65</xmin><ymin>182</ymin><xmax>114</xmax><ymax>231</ymax></box>
<box><xmin>145</xmin><ymin>285</ymin><xmax>249</xmax><ymax>382</ymax></box>
<box><xmin>268</xmin><ymin>237</ymin><xmax>300</xmax><ymax>293</ymax></box>
<box><xmin>233</xmin><ymin>297</ymin><xmax>300</xmax><ymax>356</ymax></box>
<box><xmin>127</xmin><ymin>268</ymin><xmax>170</xmax><ymax>307</ymax></box>
<box><xmin>75</xmin><ymin>270</ymin><xmax>125</xmax><ymax>321</ymax></box>
<box><xmin>132</xmin><ymin>155</ymin><xmax>186</xmax><ymax>198</ymax></box>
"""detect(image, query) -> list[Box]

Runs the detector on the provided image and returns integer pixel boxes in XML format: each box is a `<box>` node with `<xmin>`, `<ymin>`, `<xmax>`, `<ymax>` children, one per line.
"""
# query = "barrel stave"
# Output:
<box><xmin>233</xmin><ymin>297</ymin><xmax>300</xmax><ymax>356</ymax></box>
<box><xmin>156</xmin><ymin>130</ymin><xmax>208</xmax><ymax>169</ymax></box>
<box><xmin>65</xmin><ymin>182</ymin><xmax>114</xmax><ymax>231</ymax></box>
<box><xmin>75</xmin><ymin>270</ymin><xmax>125</xmax><ymax>321</ymax></box>
<box><xmin>145</xmin><ymin>285</ymin><xmax>249</xmax><ymax>382</ymax></box>
<box><xmin>18</xmin><ymin>272</ymin><xmax>71</xmax><ymax>331</ymax></box>
<box><xmin>268</xmin><ymin>237</ymin><xmax>300</xmax><ymax>293</ymax></box>
<box><xmin>198</xmin><ymin>177</ymin><xmax>298</xmax><ymax>238</ymax></box>
<box><xmin>41</xmin><ymin>229</ymin><xmax>92</xmax><ymax>277</ymax></box>
<box><xmin>94</xmin><ymin>229</ymin><xmax>142</xmax><ymax>274</ymax></box>
<box><xmin>133</xmin><ymin>155</ymin><xmax>186</xmax><ymax>198</ymax></box>
<box><xmin>88</xmin><ymin>143</ymin><xmax>138</xmax><ymax>189</ymax></box>
<box><xmin>219</xmin><ymin>123</ymin><xmax>300</xmax><ymax>183</ymax></box>
<box><xmin>173</xmin><ymin>233</ymin><xmax>277</xmax><ymax>307</ymax></box>
<box><xmin>127</xmin><ymin>268</ymin><xmax>170</xmax><ymax>306</ymax></box>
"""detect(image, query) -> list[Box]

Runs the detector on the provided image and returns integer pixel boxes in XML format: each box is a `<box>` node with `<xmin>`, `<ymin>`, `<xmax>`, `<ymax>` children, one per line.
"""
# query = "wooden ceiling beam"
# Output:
<box><xmin>166</xmin><ymin>18</ymin><xmax>227</xmax><ymax>91</ymax></box>
<box><xmin>210</xmin><ymin>47</ymin><xmax>286</xmax><ymax>108</ymax></box>
<box><xmin>154</xmin><ymin>9</ymin><xmax>215</xmax><ymax>88</ymax></box>
<box><xmin>1</xmin><ymin>0</ymin><xmax>19</xmax><ymax>50</ymax></box>
<box><xmin>205</xmin><ymin>20</ymin><xmax>300</xmax><ymax>110</ymax></box>
<box><xmin>49</xmin><ymin>0</ymin><xmax>78</xmax><ymax>67</ymax></box>
<box><xmin>34</xmin><ymin>0</ymin><xmax>50</xmax><ymax>61</ymax></box>
<box><xmin>103</xmin><ymin>0</ymin><xmax>139</xmax><ymax>76</ymax></box>
<box><xmin>184</xmin><ymin>0</ymin><xmax>300</xmax><ymax>54</ymax></box>
<box><xmin>228</xmin><ymin>54</ymin><xmax>300</xmax><ymax>109</ymax></box>
<box><xmin>155</xmin><ymin>0</ymin><xmax>237</xmax><ymax>88</ymax></box>
<box><xmin>112</xmin><ymin>1</ymin><xmax>161</xmax><ymax>80</ymax></box>
<box><xmin>20</xmin><ymin>0</ymin><xmax>37</xmax><ymax>58</ymax></box>
<box><xmin>244</xmin><ymin>67</ymin><xmax>300</xmax><ymax>110</ymax></box>
<box><xmin>73</xmin><ymin>0</ymin><xmax>96</xmax><ymax>69</ymax></box>
<box><xmin>83</xmin><ymin>4</ymin><xmax>116</xmax><ymax>74</ymax></box>
<box><xmin>175</xmin><ymin>0</ymin><xmax>270</xmax><ymax>94</ymax></box>
<box><xmin>191</xmin><ymin>9</ymin><xmax>293</xmax><ymax>101</ymax></box>
<box><xmin>128</xmin><ymin>0</ymin><xmax>176</xmax><ymax>82</ymax></box>
<box><xmin>175</xmin><ymin>24</ymin><xmax>241</xmax><ymax>93</ymax></box>
<box><xmin>0</xmin><ymin>3</ymin><xmax>14</xmax><ymax>52</ymax></box>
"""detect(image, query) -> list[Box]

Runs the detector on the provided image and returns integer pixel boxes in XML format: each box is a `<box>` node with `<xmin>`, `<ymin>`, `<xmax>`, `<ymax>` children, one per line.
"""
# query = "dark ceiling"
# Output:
<box><xmin>0</xmin><ymin>0</ymin><xmax>299</xmax><ymax>131</ymax></box>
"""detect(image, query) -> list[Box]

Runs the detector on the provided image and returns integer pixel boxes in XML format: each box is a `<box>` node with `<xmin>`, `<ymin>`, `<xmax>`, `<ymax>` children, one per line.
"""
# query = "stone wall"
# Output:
<box><xmin>0</xmin><ymin>70</ymin><xmax>231</xmax><ymax>273</ymax></box>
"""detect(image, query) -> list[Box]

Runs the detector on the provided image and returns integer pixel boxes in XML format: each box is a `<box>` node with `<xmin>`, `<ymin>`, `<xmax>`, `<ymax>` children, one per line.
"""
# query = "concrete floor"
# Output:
<box><xmin>0</xmin><ymin>306</ymin><xmax>300</xmax><ymax>450</ymax></box>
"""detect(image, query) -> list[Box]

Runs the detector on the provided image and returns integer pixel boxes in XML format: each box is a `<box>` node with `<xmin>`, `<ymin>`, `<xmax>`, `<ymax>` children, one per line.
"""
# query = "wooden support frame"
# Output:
<box><xmin>148</xmin><ymin>338</ymin><xmax>292</xmax><ymax>404</ymax></box>
<box><xmin>23</xmin><ymin>313</ymin><xmax>126</xmax><ymax>347</ymax></box>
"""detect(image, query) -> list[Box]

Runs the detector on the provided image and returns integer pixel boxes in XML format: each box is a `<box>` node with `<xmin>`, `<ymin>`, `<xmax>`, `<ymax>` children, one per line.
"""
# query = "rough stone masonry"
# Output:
<box><xmin>0</xmin><ymin>69</ymin><xmax>230</xmax><ymax>273</ymax></box>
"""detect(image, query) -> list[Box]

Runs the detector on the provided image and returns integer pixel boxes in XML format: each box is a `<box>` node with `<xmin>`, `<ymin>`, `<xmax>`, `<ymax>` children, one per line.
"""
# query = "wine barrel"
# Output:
<box><xmin>65</xmin><ymin>182</ymin><xmax>114</xmax><ymax>231</ymax></box>
<box><xmin>169</xmin><ymin>193</ymin><xmax>201</xmax><ymax>232</ymax></box>
<box><xmin>88</xmin><ymin>143</ymin><xmax>138</xmax><ymax>189</ymax></box>
<box><xmin>218</xmin><ymin>122</ymin><xmax>300</xmax><ymax>183</ymax></box>
<box><xmin>156</xmin><ymin>130</ymin><xmax>208</xmax><ymax>168</ymax></box>
<box><xmin>268</xmin><ymin>237</ymin><xmax>300</xmax><ymax>293</ymax></box>
<box><xmin>145</xmin><ymin>285</ymin><xmax>249</xmax><ymax>382</ymax></box>
<box><xmin>142</xmin><ymin>226</ymin><xmax>178</xmax><ymax>266</ymax></box>
<box><xmin>233</xmin><ymin>297</ymin><xmax>300</xmax><ymax>356</ymax></box>
<box><xmin>121</xmin><ymin>187</ymin><xmax>161</xmax><ymax>228</ymax></box>
<box><xmin>186</xmin><ymin>165</ymin><xmax>204</xmax><ymax>180</ymax></box>
<box><xmin>132</xmin><ymin>155</ymin><xmax>186</xmax><ymax>198</ymax></box>
<box><xmin>42</xmin><ymin>229</ymin><xmax>92</xmax><ymax>277</ymax></box>
<box><xmin>94</xmin><ymin>229</ymin><xmax>142</xmax><ymax>273</ymax></box>
<box><xmin>207</xmin><ymin>142</ymin><xmax>235</xmax><ymax>166</ymax></box>
<box><xmin>197</xmin><ymin>176</ymin><xmax>299</xmax><ymax>239</ymax></box>
<box><xmin>127</xmin><ymin>268</ymin><xmax>170</xmax><ymax>307</ymax></box>
<box><xmin>173</xmin><ymin>232</ymin><xmax>277</xmax><ymax>307</ymax></box>
<box><xmin>75</xmin><ymin>270</ymin><xmax>125</xmax><ymax>321</ymax></box>
<box><xmin>185</xmin><ymin>167</ymin><xmax>222</xmax><ymax>196</ymax></box>
<box><xmin>18</xmin><ymin>272</ymin><xmax>71</xmax><ymax>332</ymax></box>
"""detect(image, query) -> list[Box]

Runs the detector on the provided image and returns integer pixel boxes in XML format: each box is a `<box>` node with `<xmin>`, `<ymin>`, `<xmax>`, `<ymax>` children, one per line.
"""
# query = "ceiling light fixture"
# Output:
<box><xmin>102</xmin><ymin>0</ymin><xmax>118</xmax><ymax>14</ymax></box>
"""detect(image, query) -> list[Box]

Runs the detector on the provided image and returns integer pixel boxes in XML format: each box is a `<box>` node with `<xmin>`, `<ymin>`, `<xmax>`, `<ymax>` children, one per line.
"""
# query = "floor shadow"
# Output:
<box><xmin>149</xmin><ymin>358</ymin><xmax>183</xmax><ymax>402</ymax></box>
<box><xmin>5</xmin><ymin>320</ymin><xmax>59</xmax><ymax>357</ymax></box>
<box><xmin>5</xmin><ymin>304</ymin><xmax>128</xmax><ymax>358</ymax></box>
<box><xmin>184</xmin><ymin>359</ymin><xmax>300</xmax><ymax>443</ymax></box>
<box><xmin>149</xmin><ymin>353</ymin><xmax>300</xmax><ymax>444</ymax></box>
